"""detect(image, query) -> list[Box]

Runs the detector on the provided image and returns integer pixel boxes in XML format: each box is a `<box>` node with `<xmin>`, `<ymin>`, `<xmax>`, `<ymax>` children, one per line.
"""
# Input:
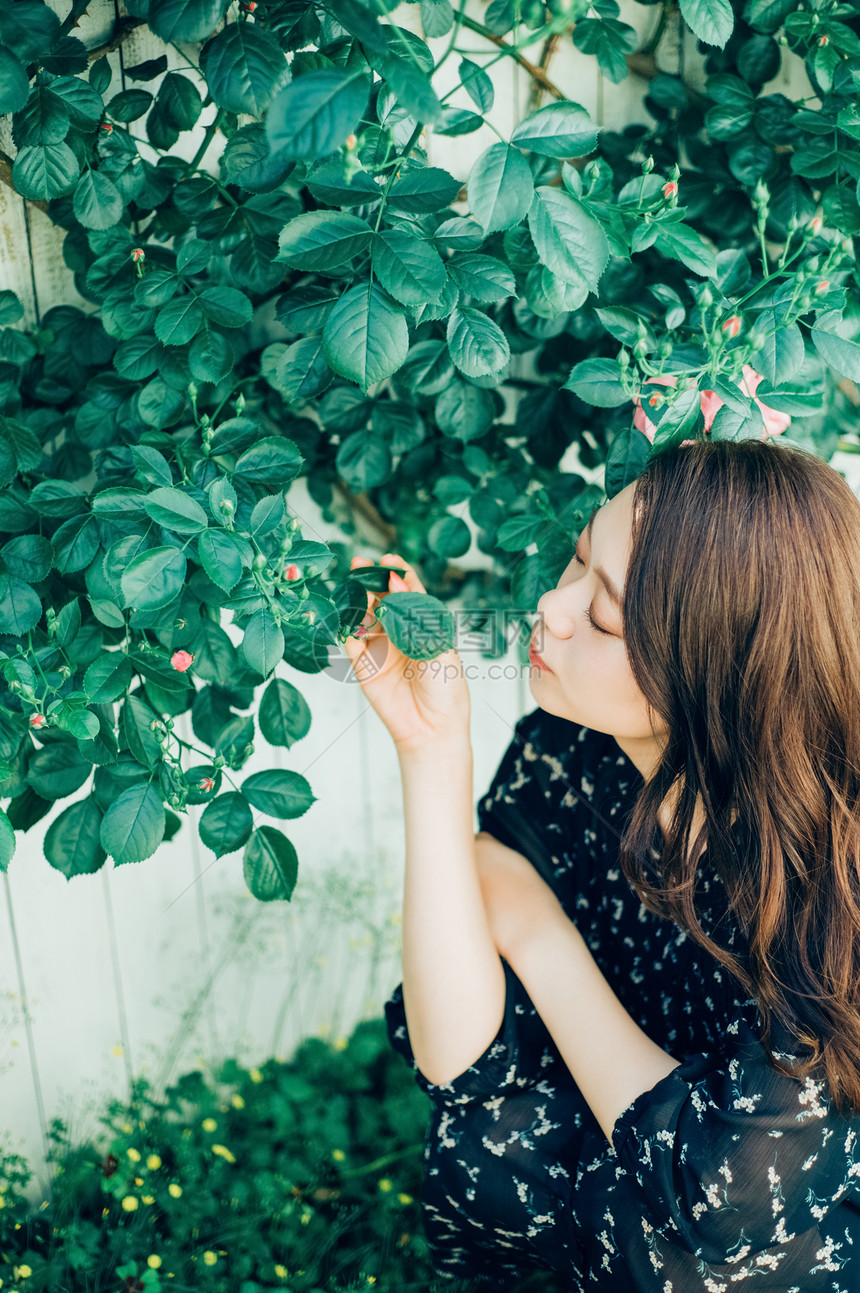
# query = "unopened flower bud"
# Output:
<box><xmin>219</xmin><ymin>499</ymin><xmax>234</xmax><ymax>515</ymax></box>
<box><xmin>698</xmin><ymin>286</ymin><xmax>713</xmax><ymax>309</ymax></box>
<box><xmin>29</xmin><ymin>713</ymin><xmax>46</xmax><ymax>729</ymax></box>
<box><xmin>814</xmin><ymin>279</ymin><xmax>831</xmax><ymax>295</ymax></box>
<box><xmin>130</xmin><ymin>248</ymin><xmax>146</xmax><ymax>262</ymax></box>
<box><xmin>618</xmin><ymin>348</ymin><xmax>630</xmax><ymax>369</ymax></box>
<box><xmin>197</xmin><ymin>777</ymin><xmax>215</xmax><ymax>792</ymax></box>
<box><xmin>642</xmin><ymin>155</ymin><xmax>654</xmax><ymax>174</ymax></box>
<box><xmin>721</xmin><ymin>315</ymin><xmax>742</xmax><ymax>338</ymax></box>
<box><xmin>662</xmin><ymin>180</ymin><xmax>678</xmax><ymax>200</ymax></box>
<box><xmin>284</xmin><ymin>563</ymin><xmax>301</xmax><ymax>580</ymax></box>
<box><xmin>809</xmin><ymin>214</ymin><xmax>823</xmax><ymax>235</ymax></box>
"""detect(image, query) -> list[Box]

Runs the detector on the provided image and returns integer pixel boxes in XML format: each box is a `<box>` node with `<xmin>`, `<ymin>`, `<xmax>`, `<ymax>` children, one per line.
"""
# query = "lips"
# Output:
<box><xmin>529</xmin><ymin>639</ymin><xmax>552</xmax><ymax>671</ymax></box>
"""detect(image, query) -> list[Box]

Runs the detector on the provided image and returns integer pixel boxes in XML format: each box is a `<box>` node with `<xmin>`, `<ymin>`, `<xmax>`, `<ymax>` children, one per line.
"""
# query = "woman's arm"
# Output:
<box><xmin>475</xmin><ymin>833</ymin><xmax>681</xmax><ymax>1147</ymax></box>
<box><xmin>397</xmin><ymin>736</ymin><xmax>507</xmax><ymax>1087</ymax></box>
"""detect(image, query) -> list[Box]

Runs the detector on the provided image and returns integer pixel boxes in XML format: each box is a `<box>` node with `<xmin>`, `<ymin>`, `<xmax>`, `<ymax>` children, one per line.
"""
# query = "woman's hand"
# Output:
<box><xmin>474</xmin><ymin>832</ymin><xmax>569</xmax><ymax>964</ymax></box>
<box><xmin>341</xmin><ymin>552</ymin><xmax>471</xmax><ymax>757</ymax></box>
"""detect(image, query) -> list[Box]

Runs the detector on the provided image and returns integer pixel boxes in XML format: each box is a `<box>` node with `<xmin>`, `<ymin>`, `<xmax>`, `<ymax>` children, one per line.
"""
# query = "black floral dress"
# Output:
<box><xmin>384</xmin><ymin>705</ymin><xmax>860</xmax><ymax>1291</ymax></box>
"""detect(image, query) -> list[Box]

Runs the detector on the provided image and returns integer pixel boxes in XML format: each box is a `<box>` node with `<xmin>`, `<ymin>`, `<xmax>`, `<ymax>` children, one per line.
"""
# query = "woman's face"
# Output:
<box><xmin>529</xmin><ymin>481</ymin><xmax>668</xmax><ymax>776</ymax></box>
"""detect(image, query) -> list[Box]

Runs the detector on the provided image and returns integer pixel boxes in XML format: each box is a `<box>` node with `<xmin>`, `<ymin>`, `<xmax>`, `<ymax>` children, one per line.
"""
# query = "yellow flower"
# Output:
<box><xmin>249</xmin><ymin>1068</ymin><xmax>263</xmax><ymax>1084</ymax></box>
<box><xmin>398</xmin><ymin>1193</ymin><xmax>413</xmax><ymax>1205</ymax></box>
<box><xmin>134</xmin><ymin>1177</ymin><xmax>144</xmax><ymax>1186</ymax></box>
<box><xmin>146</xmin><ymin>1154</ymin><xmax>161</xmax><ymax>1170</ymax></box>
<box><xmin>211</xmin><ymin>1144</ymin><xmax>236</xmax><ymax>1163</ymax></box>
<box><xmin>300</xmin><ymin>1212</ymin><xmax>310</xmax><ymax>1225</ymax></box>
<box><xmin>333</xmin><ymin>1037</ymin><xmax>348</xmax><ymax>1051</ymax></box>
<box><xmin>332</xmin><ymin>1149</ymin><xmax>346</xmax><ymax>1162</ymax></box>
<box><xmin>202</xmin><ymin>1118</ymin><xmax>217</xmax><ymax>1132</ymax></box>
<box><xmin>127</xmin><ymin>1147</ymin><xmax>141</xmax><ymax>1162</ymax></box>
<box><xmin>121</xmin><ymin>1196</ymin><xmax>139</xmax><ymax>1212</ymax></box>
<box><xmin>378</xmin><ymin>1178</ymin><xmax>392</xmax><ymax>1192</ymax></box>
<box><xmin>231</xmin><ymin>1094</ymin><xmax>245</xmax><ymax>1109</ymax></box>
<box><xmin>142</xmin><ymin>1195</ymin><xmax>155</xmax><ymax>1205</ymax></box>
<box><xmin>147</xmin><ymin>1255</ymin><xmax>162</xmax><ymax>1269</ymax></box>
<box><xmin>168</xmin><ymin>1183</ymin><xmax>182</xmax><ymax>1198</ymax></box>
<box><xmin>367</xmin><ymin>1279</ymin><xmax>376</xmax><ymax>1286</ymax></box>
<box><xmin>120</xmin><ymin>1121</ymin><xmax>134</xmax><ymax>1134</ymax></box>
<box><xmin>274</xmin><ymin>1266</ymin><xmax>288</xmax><ymax>1279</ymax></box>
<box><xmin>203</xmin><ymin>1251</ymin><xmax>217</xmax><ymax>1266</ymax></box>
<box><xmin>15</xmin><ymin>1265</ymin><xmax>32</xmax><ymax>1280</ymax></box>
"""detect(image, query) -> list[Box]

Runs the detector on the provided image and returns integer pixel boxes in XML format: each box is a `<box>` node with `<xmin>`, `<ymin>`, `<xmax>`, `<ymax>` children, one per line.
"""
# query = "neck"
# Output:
<box><xmin>613</xmin><ymin>732</ymin><xmax>707</xmax><ymax>855</ymax></box>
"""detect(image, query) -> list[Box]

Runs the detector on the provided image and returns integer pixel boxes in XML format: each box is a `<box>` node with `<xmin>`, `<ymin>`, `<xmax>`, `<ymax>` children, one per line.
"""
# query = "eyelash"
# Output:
<box><xmin>572</xmin><ymin>551</ymin><xmax>612</xmax><ymax>636</ymax></box>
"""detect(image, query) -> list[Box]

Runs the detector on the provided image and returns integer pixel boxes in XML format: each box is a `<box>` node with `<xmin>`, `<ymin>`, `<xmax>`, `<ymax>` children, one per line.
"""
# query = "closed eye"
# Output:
<box><xmin>573</xmin><ymin>550</ymin><xmax>612</xmax><ymax>636</ymax></box>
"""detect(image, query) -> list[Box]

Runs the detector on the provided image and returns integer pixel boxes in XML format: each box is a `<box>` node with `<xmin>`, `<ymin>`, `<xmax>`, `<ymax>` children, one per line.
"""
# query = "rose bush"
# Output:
<box><xmin>0</xmin><ymin>0</ymin><xmax>859</xmax><ymax>896</ymax></box>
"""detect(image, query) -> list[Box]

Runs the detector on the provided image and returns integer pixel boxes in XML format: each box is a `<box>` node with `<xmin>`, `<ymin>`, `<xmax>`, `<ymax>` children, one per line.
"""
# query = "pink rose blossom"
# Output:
<box><xmin>662</xmin><ymin>180</ymin><xmax>678</xmax><ymax>199</ymax></box>
<box><xmin>632</xmin><ymin>365</ymin><xmax>791</xmax><ymax>444</ymax></box>
<box><xmin>171</xmin><ymin>650</ymin><xmax>194</xmax><ymax>672</ymax></box>
<box><xmin>284</xmin><ymin>563</ymin><xmax>301</xmax><ymax>580</ymax></box>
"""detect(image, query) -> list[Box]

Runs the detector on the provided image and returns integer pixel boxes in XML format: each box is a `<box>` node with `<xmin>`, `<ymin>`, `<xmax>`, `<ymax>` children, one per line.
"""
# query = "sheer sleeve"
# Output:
<box><xmin>610</xmin><ymin>1009</ymin><xmax>860</xmax><ymax>1265</ymax></box>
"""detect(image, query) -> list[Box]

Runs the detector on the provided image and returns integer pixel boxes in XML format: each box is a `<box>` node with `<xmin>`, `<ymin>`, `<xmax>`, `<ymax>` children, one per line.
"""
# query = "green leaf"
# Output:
<box><xmin>460</xmin><ymin>57</ymin><xmax>493</xmax><ymax>113</ymax></box>
<box><xmin>749</xmin><ymin>310</ymin><xmax>804</xmax><ymax>386</ymax></box>
<box><xmin>709</xmin><ymin>400</ymin><xmax>765</xmax><ymax>441</ymax></box>
<box><xmin>0</xmin><ymin>807</ymin><xmax>14</xmax><ymax>873</ymax></box>
<box><xmin>371</xmin><ymin>229</ymin><xmax>447</xmax><ymax>307</ymax></box>
<box><xmin>446</xmin><ymin>306</ymin><xmax>509</xmax><ymax>379</ymax></box>
<box><xmin>156</xmin><ymin>72</ymin><xmax>202</xmax><ymax>130</ymax></box>
<box><xmin>44</xmin><ymin>797</ymin><xmax>106</xmax><ymax>878</ymax></box>
<box><xmin>422</xmin><ymin>0</ymin><xmax>455</xmax><ymax>37</ymax></box>
<box><xmin>0</xmin><ymin>290</ymin><xmax>24</xmax><ymax>325</ymax></box>
<box><xmin>0</xmin><ymin>1</ymin><xmax>60</xmax><ymax>59</ymax></box>
<box><xmin>200</xmin><ymin>790</ymin><xmax>253</xmax><ymax>856</ymax></box>
<box><xmin>27</xmin><ymin>741</ymin><xmax>91</xmax><ymax>799</ymax></box>
<box><xmin>428</xmin><ymin>514</ymin><xmax>471</xmax><ymax>558</ymax></box>
<box><xmin>511</xmin><ymin>101</ymin><xmax>599</xmax><ymax>158</ymax></box>
<box><xmin>143</xmin><ymin>486</ymin><xmax>208</xmax><ymax>534</ymax></box>
<box><xmin>0</xmin><ymin>574</ymin><xmax>41</xmax><ymax>635</ymax></box>
<box><xmin>527</xmin><ymin>186</ymin><xmax>609</xmax><ymax>291</ymax></box>
<box><xmin>12</xmin><ymin>141</ymin><xmax>79</xmax><ymax>200</ymax></box>
<box><xmin>52</xmin><ymin>514</ymin><xmax>99</xmax><ymax>575</ymax></box>
<box><xmin>242</xmin><ymin>768</ymin><xmax>316</xmax><ymax>819</ymax></box>
<box><xmin>322</xmin><ymin>282</ymin><xmax>409</xmax><ymax>392</ymax></box>
<box><xmin>0</xmin><ymin>47</ymin><xmax>30</xmax><ymax>115</ymax></box>
<box><xmin>467</xmin><ymin>142</ymin><xmax>534</xmax><ymax>234</ymax></box>
<box><xmin>106</xmin><ymin>88</ymin><xmax>153</xmax><ymax>122</ymax></box>
<box><xmin>120</xmin><ymin>546</ymin><xmax>186</xmax><ymax>610</ymax></box>
<box><xmin>84</xmin><ymin>653</ymin><xmax>135</xmax><ymax>704</ymax></box>
<box><xmin>447</xmin><ymin>254</ymin><xmax>516</xmax><ymax>303</ymax></box>
<box><xmin>197</xmin><ymin>529</ymin><xmax>243</xmax><ymax>591</ymax></box>
<box><xmin>604</xmin><ymin>426</ymin><xmax>652</xmax><ymax>497</ymax></box>
<box><xmin>234</xmin><ymin>437</ymin><xmax>303</xmax><ymax>486</ymax></box>
<box><xmin>563</xmin><ymin>358</ymin><xmax>630</xmax><ymax>407</ymax></box>
<box><xmin>154</xmin><ymin>295</ymin><xmax>205</xmax><ymax>345</ymax></box>
<box><xmin>266</xmin><ymin>69</ymin><xmax>369</xmax><ymax>159</ymax></box>
<box><xmin>378</xmin><ymin>54</ymin><xmax>442</xmax><ymax>124</ymax></box>
<box><xmin>653</xmin><ymin>221</ymin><xmax>717</xmax><ymax>278</ymax></box>
<box><xmin>242</xmin><ymin>607</ymin><xmax>284</xmax><ymax>677</ymax></box>
<box><xmin>336</xmin><ymin>431</ymin><xmax>392</xmax><ymax>490</ymax></box>
<box><xmin>380</xmin><ymin>591</ymin><xmax>455</xmax><ymax>661</ymax></box>
<box><xmin>196</xmin><ymin>285</ymin><xmax>253</xmax><ymax>328</ymax></box>
<box><xmin>679</xmin><ymin>0</ymin><xmax>733</xmax><ymax>46</ymax></box>
<box><xmin>100</xmin><ymin>781</ymin><xmax>165</xmax><ymax>865</ymax></box>
<box><xmin>147</xmin><ymin>0</ymin><xmax>230</xmax><ymax>42</ymax></box>
<box><xmin>276</xmin><ymin>210</ymin><xmax>374</xmax><ymax>272</ymax></box>
<box><xmin>71</xmin><ymin>169</ymin><xmax>121</xmax><ymax>230</ymax></box>
<box><xmin>258</xmin><ymin>677</ymin><xmax>311</xmax><ymax>748</ymax></box>
<box><xmin>200</xmin><ymin>22</ymin><xmax>288</xmax><ymax>116</ymax></box>
<box><xmin>811</xmin><ymin>316</ymin><xmax>860</xmax><ymax>382</ymax></box>
<box><xmin>131</xmin><ymin>445</ymin><xmax>173</xmax><ymax>487</ymax></box>
<box><xmin>387</xmin><ymin>166</ymin><xmax>462</xmax><ymax>214</ymax></box>
<box><xmin>573</xmin><ymin>17</ymin><xmax>638</xmax><ymax>83</ymax></box>
<box><xmin>1</xmin><ymin>534</ymin><xmax>52</xmax><ymax>583</ymax></box>
<box><xmin>189</xmin><ymin>330</ymin><xmax>233</xmax><ymax>383</ymax></box>
<box><xmin>123</xmin><ymin>695</ymin><xmax>162</xmax><ymax>771</ymax></box>
<box><xmin>243</xmin><ymin>824</ymin><xmax>298</xmax><ymax>900</ymax></box>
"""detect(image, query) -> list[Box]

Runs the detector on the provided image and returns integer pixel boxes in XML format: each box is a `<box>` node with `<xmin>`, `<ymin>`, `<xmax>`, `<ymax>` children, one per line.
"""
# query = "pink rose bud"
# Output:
<box><xmin>302</xmin><ymin>610</ymin><xmax>316</xmax><ymax>623</ymax></box>
<box><xmin>818</xmin><ymin>33</ymin><xmax>829</xmax><ymax>45</ymax></box>
<box><xmin>815</xmin><ymin>279</ymin><xmax>830</xmax><ymax>295</ymax></box>
<box><xmin>29</xmin><ymin>713</ymin><xmax>46</xmax><ymax>729</ymax></box>
<box><xmin>171</xmin><ymin>650</ymin><xmax>194</xmax><ymax>672</ymax></box>
<box><xmin>197</xmin><ymin>777</ymin><xmax>215</xmax><ymax>792</ymax></box>
<box><xmin>130</xmin><ymin>248</ymin><xmax>145</xmax><ymax>262</ymax></box>
<box><xmin>100</xmin><ymin>123</ymin><xmax>113</xmax><ymax>133</ymax></box>
<box><xmin>354</xmin><ymin>625</ymin><xmax>368</xmax><ymax>639</ymax></box>
<box><xmin>721</xmin><ymin>315</ymin><xmax>742</xmax><ymax>338</ymax></box>
<box><xmin>662</xmin><ymin>180</ymin><xmax>678</xmax><ymax>199</ymax></box>
<box><xmin>284</xmin><ymin>563</ymin><xmax>301</xmax><ymax>580</ymax></box>
<box><xmin>809</xmin><ymin>215</ymin><xmax>823</xmax><ymax>234</ymax></box>
<box><xmin>388</xmin><ymin>572</ymin><xmax>409</xmax><ymax>592</ymax></box>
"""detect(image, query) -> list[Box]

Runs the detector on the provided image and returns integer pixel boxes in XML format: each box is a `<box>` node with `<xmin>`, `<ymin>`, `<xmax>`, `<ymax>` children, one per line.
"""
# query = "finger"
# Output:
<box><xmin>380</xmin><ymin>552</ymin><xmax>424</xmax><ymax>593</ymax></box>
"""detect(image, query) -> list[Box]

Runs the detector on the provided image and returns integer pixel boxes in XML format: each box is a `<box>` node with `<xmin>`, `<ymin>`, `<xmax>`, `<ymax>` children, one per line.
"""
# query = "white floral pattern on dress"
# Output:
<box><xmin>384</xmin><ymin>707</ymin><xmax>860</xmax><ymax>1291</ymax></box>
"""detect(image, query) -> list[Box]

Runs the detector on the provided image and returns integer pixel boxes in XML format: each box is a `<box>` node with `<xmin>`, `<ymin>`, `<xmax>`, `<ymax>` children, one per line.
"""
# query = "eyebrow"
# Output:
<box><xmin>583</xmin><ymin>510</ymin><xmax>623</xmax><ymax>610</ymax></box>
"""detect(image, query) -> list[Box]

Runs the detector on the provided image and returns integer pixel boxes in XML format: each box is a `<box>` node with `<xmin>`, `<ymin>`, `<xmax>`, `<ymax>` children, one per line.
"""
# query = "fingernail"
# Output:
<box><xmin>388</xmin><ymin>572</ymin><xmax>409</xmax><ymax>592</ymax></box>
<box><xmin>351</xmin><ymin>556</ymin><xmax>372</xmax><ymax>569</ymax></box>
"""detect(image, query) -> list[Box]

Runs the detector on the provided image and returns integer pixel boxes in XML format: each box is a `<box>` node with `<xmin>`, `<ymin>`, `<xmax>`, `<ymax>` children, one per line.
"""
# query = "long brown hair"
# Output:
<box><xmin>620</xmin><ymin>438</ymin><xmax>860</xmax><ymax>1115</ymax></box>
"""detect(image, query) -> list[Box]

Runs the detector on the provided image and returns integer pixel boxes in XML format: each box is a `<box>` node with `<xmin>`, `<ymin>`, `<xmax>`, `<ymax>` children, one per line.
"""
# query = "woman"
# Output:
<box><xmin>342</xmin><ymin>439</ymin><xmax>860</xmax><ymax>1292</ymax></box>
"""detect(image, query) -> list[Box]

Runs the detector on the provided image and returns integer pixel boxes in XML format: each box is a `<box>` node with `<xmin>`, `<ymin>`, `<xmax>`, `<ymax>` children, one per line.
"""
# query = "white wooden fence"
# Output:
<box><xmin>1</xmin><ymin>0</ymin><xmax>851</xmax><ymax>1205</ymax></box>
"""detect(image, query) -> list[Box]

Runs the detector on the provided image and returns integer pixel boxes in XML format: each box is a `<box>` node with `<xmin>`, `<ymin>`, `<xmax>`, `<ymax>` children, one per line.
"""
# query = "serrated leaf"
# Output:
<box><xmin>243</xmin><ymin>824</ymin><xmax>298</xmax><ymax>900</ymax></box>
<box><xmin>100</xmin><ymin>781</ymin><xmax>165</xmax><ymax>865</ymax></box>
<box><xmin>379</xmin><ymin>591</ymin><xmax>455</xmax><ymax>660</ymax></box>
